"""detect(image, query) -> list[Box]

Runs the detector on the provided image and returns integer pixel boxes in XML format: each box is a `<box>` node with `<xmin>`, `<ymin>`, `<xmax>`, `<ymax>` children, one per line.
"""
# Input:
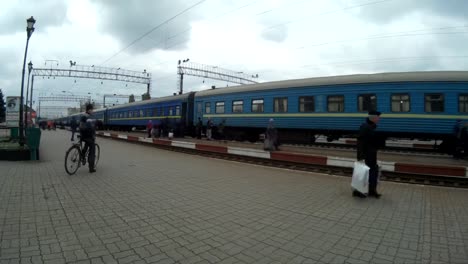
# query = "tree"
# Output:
<box><xmin>142</xmin><ymin>93</ymin><xmax>151</xmax><ymax>101</ymax></box>
<box><xmin>129</xmin><ymin>94</ymin><xmax>135</xmax><ymax>103</ymax></box>
<box><xmin>0</xmin><ymin>89</ymin><xmax>5</xmax><ymax>123</ymax></box>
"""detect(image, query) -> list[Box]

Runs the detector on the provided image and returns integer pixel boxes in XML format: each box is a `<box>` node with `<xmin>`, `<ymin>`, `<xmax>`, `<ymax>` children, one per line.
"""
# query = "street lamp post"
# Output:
<box><xmin>25</xmin><ymin>61</ymin><xmax>33</xmax><ymax>127</ymax></box>
<box><xmin>18</xmin><ymin>16</ymin><xmax>36</xmax><ymax>146</ymax></box>
<box><xmin>29</xmin><ymin>73</ymin><xmax>35</xmax><ymax>126</ymax></box>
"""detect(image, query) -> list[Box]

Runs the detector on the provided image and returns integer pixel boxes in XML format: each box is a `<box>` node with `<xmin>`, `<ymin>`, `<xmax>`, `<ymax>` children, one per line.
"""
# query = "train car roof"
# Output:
<box><xmin>106</xmin><ymin>93</ymin><xmax>191</xmax><ymax>111</ymax></box>
<box><xmin>194</xmin><ymin>71</ymin><xmax>468</xmax><ymax>97</ymax></box>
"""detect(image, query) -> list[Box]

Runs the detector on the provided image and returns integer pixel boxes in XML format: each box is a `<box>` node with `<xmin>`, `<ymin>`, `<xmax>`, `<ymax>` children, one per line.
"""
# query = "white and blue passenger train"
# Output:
<box><xmin>55</xmin><ymin>71</ymin><xmax>468</xmax><ymax>154</ymax></box>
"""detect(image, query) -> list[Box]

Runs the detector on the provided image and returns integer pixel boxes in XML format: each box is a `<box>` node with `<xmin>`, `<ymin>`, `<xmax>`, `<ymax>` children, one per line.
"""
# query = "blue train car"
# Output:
<box><xmin>193</xmin><ymin>71</ymin><xmax>468</xmax><ymax>151</ymax></box>
<box><xmin>106</xmin><ymin>93</ymin><xmax>194</xmax><ymax>136</ymax></box>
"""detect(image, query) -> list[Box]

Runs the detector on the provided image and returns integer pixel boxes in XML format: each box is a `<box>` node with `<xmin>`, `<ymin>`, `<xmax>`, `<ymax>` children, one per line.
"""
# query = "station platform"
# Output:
<box><xmin>1</xmin><ymin>130</ymin><xmax>468</xmax><ymax>263</ymax></box>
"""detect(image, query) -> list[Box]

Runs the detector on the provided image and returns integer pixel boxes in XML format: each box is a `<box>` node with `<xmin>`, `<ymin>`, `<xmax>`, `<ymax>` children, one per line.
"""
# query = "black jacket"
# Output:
<box><xmin>357</xmin><ymin>118</ymin><xmax>381</xmax><ymax>163</ymax></box>
<box><xmin>79</xmin><ymin>113</ymin><xmax>96</xmax><ymax>140</ymax></box>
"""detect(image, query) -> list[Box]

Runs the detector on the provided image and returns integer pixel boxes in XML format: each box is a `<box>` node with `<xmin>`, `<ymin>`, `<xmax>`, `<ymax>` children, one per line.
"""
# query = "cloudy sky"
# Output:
<box><xmin>1</xmin><ymin>0</ymin><xmax>467</xmax><ymax>116</ymax></box>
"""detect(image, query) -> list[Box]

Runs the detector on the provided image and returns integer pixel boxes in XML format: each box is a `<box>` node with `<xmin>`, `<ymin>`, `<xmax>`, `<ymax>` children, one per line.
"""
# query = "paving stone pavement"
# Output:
<box><xmin>1</xmin><ymin>130</ymin><xmax>468</xmax><ymax>264</ymax></box>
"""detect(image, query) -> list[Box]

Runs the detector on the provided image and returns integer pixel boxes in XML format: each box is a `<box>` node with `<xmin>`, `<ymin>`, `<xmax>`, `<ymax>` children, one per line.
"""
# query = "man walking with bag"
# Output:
<box><xmin>354</xmin><ymin>110</ymin><xmax>382</xmax><ymax>198</ymax></box>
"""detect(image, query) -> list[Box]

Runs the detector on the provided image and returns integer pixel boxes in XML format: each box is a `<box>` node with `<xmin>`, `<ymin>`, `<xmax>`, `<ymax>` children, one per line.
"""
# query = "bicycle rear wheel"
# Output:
<box><xmin>94</xmin><ymin>144</ymin><xmax>100</xmax><ymax>168</ymax></box>
<box><xmin>65</xmin><ymin>145</ymin><xmax>81</xmax><ymax>175</ymax></box>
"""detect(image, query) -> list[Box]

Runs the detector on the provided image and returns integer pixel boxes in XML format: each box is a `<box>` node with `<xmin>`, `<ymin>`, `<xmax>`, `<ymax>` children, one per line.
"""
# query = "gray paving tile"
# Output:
<box><xmin>1</xmin><ymin>131</ymin><xmax>468</xmax><ymax>263</ymax></box>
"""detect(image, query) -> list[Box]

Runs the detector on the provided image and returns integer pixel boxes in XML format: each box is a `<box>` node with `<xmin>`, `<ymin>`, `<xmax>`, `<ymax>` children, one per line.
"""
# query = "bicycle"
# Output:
<box><xmin>64</xmin><ymin>135</ymin><xmax>100</xmax><ymax>175</ymax></box>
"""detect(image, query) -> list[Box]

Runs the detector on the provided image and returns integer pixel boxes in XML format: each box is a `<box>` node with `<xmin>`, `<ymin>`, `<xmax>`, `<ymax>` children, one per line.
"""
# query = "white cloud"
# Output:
<box><xmin>1</xmin><ymin>0</ymin><xmax>468</xmax><ymax>118</ymax></box>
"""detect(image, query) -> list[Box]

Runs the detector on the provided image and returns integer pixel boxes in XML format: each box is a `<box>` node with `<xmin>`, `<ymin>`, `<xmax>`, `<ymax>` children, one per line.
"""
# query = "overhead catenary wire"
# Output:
<box><xmin>100</xmin><ymin>0</ymin><xmax>207</xmax><ymax>66</ymax></box>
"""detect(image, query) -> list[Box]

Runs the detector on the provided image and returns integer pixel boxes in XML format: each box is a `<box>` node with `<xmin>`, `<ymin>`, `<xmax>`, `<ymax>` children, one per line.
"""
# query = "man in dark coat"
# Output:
<box><xmin>70</xmin><ymin>117</ymin><xmax>78</xmax><ymax>141</ymax></box>
<box><xmin>355</xmin><ymin>111</ymin><xmax>382</xmax><ymax>198</ymax></box>
<box><xmin>79</xmin><ymin>104</ymin><xmax>96</xmax><ymax>173</ymax></box>
<box><xmin>264</xmin><ymin>118</ymin><xmax>279</xmax><ymax>150</ymax></box>
<box><xmin>196</xmin><ymin>117</ymin><xmax>202</xmax><ymax>139</ymax></box>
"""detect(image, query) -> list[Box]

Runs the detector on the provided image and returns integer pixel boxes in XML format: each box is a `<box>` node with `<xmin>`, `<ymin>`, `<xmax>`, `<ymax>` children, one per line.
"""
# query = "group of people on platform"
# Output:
<box><xmin>68</xmin><ymin>107</ymin><xmax>468</xmax><ymax>195</ymax></box>
<box><xmin>145</xmin><ymin>118</ymin><xmax>172</xmax><ymax>139</ymax></box>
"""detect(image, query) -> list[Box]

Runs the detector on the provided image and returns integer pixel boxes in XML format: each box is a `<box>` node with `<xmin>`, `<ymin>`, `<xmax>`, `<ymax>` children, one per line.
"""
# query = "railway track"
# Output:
<box><xmin>104</xmin><ymin>135</ymin><xmax>468</xmax><ymax>188</ymax></box>
<box><xmin>102</xmin><ymin>129</ymin><xmax>448</xmax><ymax>157</ymax></box>
<box><xmin>286</xmin><ymin>142</ymin><xmax>449</xmax><ymax>157</ymax></box>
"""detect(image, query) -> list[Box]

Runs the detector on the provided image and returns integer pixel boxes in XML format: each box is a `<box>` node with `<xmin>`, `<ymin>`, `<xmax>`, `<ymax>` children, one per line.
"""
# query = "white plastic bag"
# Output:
<box><xmin>351</xmin><ymin>161</ymin><xmax>370</xmax><ymax>194</ymax></box>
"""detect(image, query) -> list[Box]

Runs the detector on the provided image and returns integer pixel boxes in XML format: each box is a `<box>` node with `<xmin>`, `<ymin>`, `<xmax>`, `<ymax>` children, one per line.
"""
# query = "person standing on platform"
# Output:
<box><xmin>196</xmin><ymin>117</ymin><xmax>203</xmax><ymax>139</ymax></box>
<box><xmin>264</xmin><ymin>118</ymin><xmax>279</xmax><ymax>151</ymax></box>
<box><xmin>70</xmin><ymin>116</ymin><xmax>78</xmax><ymax>141</ymax></box>
<box><xmin>146</xmin><ymin>120</ymin><xmax>153</xmax><ymax>138</ymax></box>
<box><xmin>206</xmin><ymin>118</ymin><xmax>213</xmax><ymax>140</ymax></box>
<box><xmin>355</xmin><ymin>110</ymin><xmax>382</xmax><ymax>198</ymax></box>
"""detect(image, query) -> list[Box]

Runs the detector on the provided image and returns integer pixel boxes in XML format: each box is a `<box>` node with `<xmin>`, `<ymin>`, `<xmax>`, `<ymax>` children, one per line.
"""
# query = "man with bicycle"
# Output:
<box><xmin>80</xmin><ymin>103</ymin><xmax>96</xmax><ymax>173</ymax></box>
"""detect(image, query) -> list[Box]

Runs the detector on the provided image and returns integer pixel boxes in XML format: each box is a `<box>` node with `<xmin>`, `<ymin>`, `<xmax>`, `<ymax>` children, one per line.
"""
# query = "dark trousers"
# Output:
<box><xmin>366</xmin><ymin>158</ymin><xmax>379</xmax><ymax>194</ymax></box>
<box><xmin>82</xmin><ymin>138</ymin><xmax>96</xmax><ymax>169</ymax></box>
<box><xmin>147</xmin><ymin>129</ymin><xmax>151</xmax><ymax>138</ymax></box>
<box><xmin>71</xmin><ymin>128</ymin><xmax>76</xmax><ymax>141</ymax></box>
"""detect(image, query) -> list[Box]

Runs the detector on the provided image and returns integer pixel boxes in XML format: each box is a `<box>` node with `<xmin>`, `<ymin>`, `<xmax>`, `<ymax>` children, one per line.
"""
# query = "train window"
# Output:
<box><xmin>197</xmin><ymin>103</ymin><xmax>202</xmax><ymax>114</ymax></box>
<box><xmin>176</xmin><ymin>106</ymin><xmax>180</xmax><ymax>116</ymax></box>
<box><xmin>425</xmin><ymin>94</ymin><xmax>444</xmax><ymax>112</ymax></box>
<box><xmin>169</xmin><ymin>107</ymin><xmax>174</xmax><ymax>116</ymax></box>
<box><xmin>358</xmin><ymin>94</ymin><xmax>377</xmax><ymax>112</ymax></box>
<box><xmin>153</xmin><ymin>108</ymin><xmax>157</xmax><ymax>116</ymax></box>
<box><xmin>147</xmin><ymin>110</ymin><xmax>151</xmax><ymax>117</ymax></box>
<box><xmin>134</xmin><ymin>111</ymin><xmax>139</xmax><ymax>117</ymax></box>
<box><xmin>274</xmin><ymin>98</ymin><xmax>288</xmax><ymax>113</ymax></box>
<box><xmin>216</xmin><ymin>102</ymin><xmax>225</xmax><ymax>114</ymax></box>
<box><xmin>232</xmin><ymin>100</ymin><xmax>243</xmax><ymax>113</ymax></box>
<box><xmin>140</xmin><ymin>110</ymin><xmax>144</xmax><ymax>117</ymax></box>
<box><xmin>459</xmin><ymin>94</ymin><xmax>468</xmax><ymax>113</ymax></box>
<box><xmin>328</xmin><ymin>96</ymin><xmax>345</xmax><ymax>112</ymax></box>
<box><xmin>252</xmin><ymin>99</ymin><xmax>264</xmax><ymax>113</ymax></box>
<box><xmin>129</xmin><ymin>111</ymin><xmax>133</xmax><ymax>118</ymax></box>
<box><xmin>391</xmin><ymin>94</ymin><xmax>410</xmax><ymax>112</ymax></box>
<box><xmin>205</xmin><ymin>102</ymin><xmax>211</xmax><ymax>114</ymax></box>
<box><xmin>299</xmin><ymin>96</ymin><xmax>314</xmax><ymax>112</ymax></box>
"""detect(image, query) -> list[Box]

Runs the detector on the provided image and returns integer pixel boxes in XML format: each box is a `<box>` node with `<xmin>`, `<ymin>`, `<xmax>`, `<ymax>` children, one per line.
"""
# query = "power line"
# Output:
<box><xmin>296</xmin><ymin>27</ymin><xmax>468</xmax><ymax>49</ymax></box>
<box><xmin>262</xmin><ymin>0</ymin><xmax>393</xmax><ymax>33</ymax></box>
<box><xmin>100</xmin><ymin>0</ymin><xmax>207</xmax><ymax>66</ymax></box>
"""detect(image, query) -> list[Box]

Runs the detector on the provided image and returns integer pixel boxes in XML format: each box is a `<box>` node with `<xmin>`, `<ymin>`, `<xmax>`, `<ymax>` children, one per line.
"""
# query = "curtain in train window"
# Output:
<box><xmin>197</xmin><ymin>103</ymin><xmax>202</xmax><ymax>114</ymax></box>
<box><xmin>252</xmin><ymin>99</ymin><xmax>264</xmax><ymax>113</ymax></box>
<box><xmin>232</xmin><ymin>100</ymin><xmax>243</xmax><ymax>113</ymax></box>
<box><xmin>425</xmin><ymin>94</ymin><xmax>444</xmax><ymax>112</ymax></box>
<box><xmin>274</xmin><ymin>97</ymin><xmax>288</xmax><ymax>113</ymax></box>
<box><xmin>205</xmin><ymin>102</ymin><xmax>211</xmax><ymax>114</ymax></box>
<box><xmin>299</xmin><ymin>96</ymin><xmax>314</xmax><ymax>112</ymax></box>
<box><xmin>176</xmin><ymin>106</ymin><xmax>180</xmax><ymax>116</ymax></box>
<box><xmin>215</xmin><ymin>102</ymin><xmax>225</xmax><ymax>114</ymax></box>
<box><xmin>391</xmin><ymin>94</ymin><xmax>410</xmax><ymax>112</ymax></box>
<box><xmin>459</xmin><ymin>94</ymin><xmax>468</xmax><ymax>113</ymax></box>
<box><xmin>140</xmin><ymin>110</ymin><xmax>144</xmax><ymax>117</ymax></box>
<box><xmin>328</xmin><ymin>96</ymin><xmax>344</xmax><ymax>112</ymax></box>
<box><xmin>169</xmin><ymin>107</ymin><xmax>174</xmax><ymax>116</ymax></box>
<box><xmin>358</xmin><ymin>94</ymin><xmax>377</xmax><ymax>112</ymax></box>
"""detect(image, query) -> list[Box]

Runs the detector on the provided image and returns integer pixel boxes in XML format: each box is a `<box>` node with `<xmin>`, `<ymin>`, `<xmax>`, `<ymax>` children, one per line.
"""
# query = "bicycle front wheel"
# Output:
<box><xmin>94</xmin><ymin>144</ymin><xmax>100</xmax><ymax>168</ymax></box>
<box><xmin>65</xmin><ymin>145</ymin><xmax>81</xmax><ymax>175</ymax></box>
